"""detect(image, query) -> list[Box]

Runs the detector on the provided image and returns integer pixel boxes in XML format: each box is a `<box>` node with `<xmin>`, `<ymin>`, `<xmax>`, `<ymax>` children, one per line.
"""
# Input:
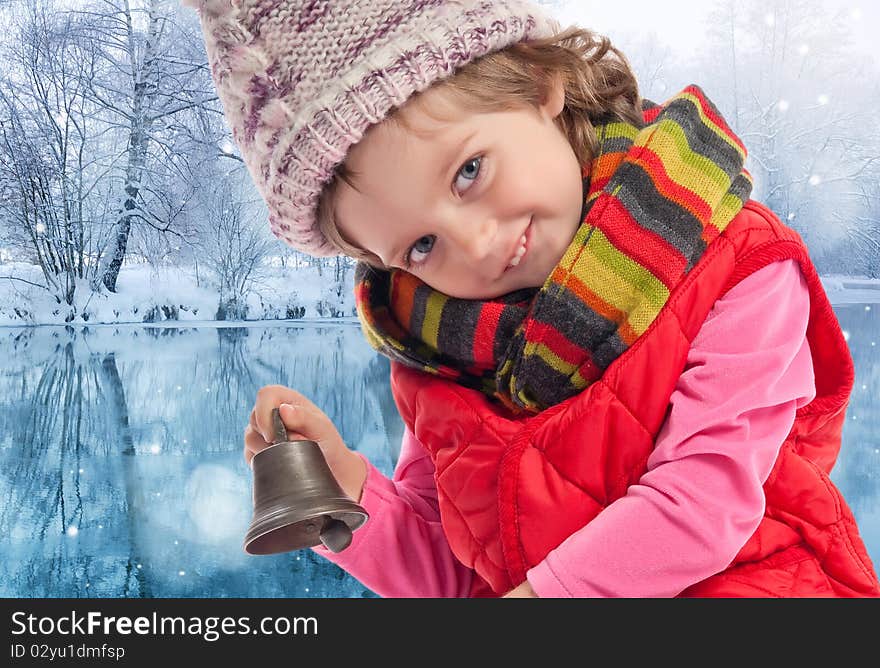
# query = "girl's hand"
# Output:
<box><xmin>243</xmin><ymin>385</ymin><xmax>367</xmax><ymax>502</ymax></box>
<box><xmin>502</xmin><ymin>581</ymin><xmax>538</xmax><ymax>598</ymax></box>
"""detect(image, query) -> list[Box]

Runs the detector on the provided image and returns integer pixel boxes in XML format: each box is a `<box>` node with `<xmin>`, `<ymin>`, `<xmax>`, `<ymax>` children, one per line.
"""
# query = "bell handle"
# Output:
<box><xmin>270</xmin><ymin>407</ymin><xmax>288</xmax><ymax>444</ymax></box>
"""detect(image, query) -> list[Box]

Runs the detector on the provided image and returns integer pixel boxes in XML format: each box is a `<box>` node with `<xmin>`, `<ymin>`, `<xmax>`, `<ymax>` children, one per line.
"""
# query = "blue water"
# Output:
<box><xmin>0</xmin><ymin>306</ymin><xmax>877</xmax><ymax>597</ymax></box>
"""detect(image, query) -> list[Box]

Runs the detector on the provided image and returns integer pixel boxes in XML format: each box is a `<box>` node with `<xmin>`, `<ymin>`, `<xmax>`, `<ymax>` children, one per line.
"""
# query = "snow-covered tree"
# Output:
<box><xmin>0</xmin><ymin>0</ymin><xmax>105</xmax><ymax>317</ymax></box>
<box><xmin>194</xmin><ymin>172</ymin><xmax>275</xmax><ymax>320</ymax></box>
<box><xmin>692</xmin><ymin>0</ymin><xmax>880</xmax><ymax>275</ymax></box>
<box><xmin>70</xmin><ymin>0</ymin><xmax>219</xmax><ymax>292</ymax></box>
<box><xmin>0</xmin><ymin>0</ymin><xmax>222</xmax><ymax>318</ymax></box>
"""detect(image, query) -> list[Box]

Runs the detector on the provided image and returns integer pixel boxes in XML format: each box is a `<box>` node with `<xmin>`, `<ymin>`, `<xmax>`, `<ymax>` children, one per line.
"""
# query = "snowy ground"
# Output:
<box><xmin>818</xmin><ymin>275</ymin><xmax>880</xmax><ymax>305</ymax></box>
<box><xmin>0</xmin><ymin>261</ymin><xmax>356</xmax><ymax>327</ymax></box>
<box><xmin>0</xmin><ymin>262</ymin><xmax>878</xmax><ymax>327</ymax></box>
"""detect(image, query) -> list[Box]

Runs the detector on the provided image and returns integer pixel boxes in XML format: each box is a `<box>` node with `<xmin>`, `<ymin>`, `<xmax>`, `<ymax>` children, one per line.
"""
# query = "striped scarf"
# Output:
<box><xmin>354</xmin><ymin>84</ymin><xmax>753</xmax><ymax>413</ymax></box>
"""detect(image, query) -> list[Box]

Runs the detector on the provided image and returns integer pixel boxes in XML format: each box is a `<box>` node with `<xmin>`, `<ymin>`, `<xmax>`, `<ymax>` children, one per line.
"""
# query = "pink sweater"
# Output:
<box><xmin>313</xmin><ymin>259</ymin><xmax>817</xmax><ymax>597</ymax></box>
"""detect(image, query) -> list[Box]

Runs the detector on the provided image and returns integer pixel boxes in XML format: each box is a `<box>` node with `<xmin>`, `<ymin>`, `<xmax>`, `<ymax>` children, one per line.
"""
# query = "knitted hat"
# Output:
<box><xmin>182</xmin><ymin>0</ymin><xmax>559</xmax><ymax>257</ymax></box>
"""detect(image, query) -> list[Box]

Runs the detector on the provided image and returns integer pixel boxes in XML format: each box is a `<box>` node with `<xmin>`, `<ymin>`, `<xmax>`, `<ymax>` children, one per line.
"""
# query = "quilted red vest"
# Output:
<box><xmin>390</xmin><ymin>200</ymin><xmax>880</xmax><ymax>597</ymax></box>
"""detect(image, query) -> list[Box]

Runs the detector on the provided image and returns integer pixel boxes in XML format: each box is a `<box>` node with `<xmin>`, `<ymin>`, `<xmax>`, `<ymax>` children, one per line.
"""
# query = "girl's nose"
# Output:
<box><xmin>446</xmin><ymin>216</ymin><xmax>498</xmax><ymax>262</ymax></box>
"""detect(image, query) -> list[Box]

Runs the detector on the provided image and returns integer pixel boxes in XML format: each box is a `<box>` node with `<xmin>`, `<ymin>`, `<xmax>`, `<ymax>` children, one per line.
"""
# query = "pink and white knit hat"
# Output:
<box><xmin>182</xmin><ymin>0</ymin><xmax>558</xmax><ymax>257</ymax></box>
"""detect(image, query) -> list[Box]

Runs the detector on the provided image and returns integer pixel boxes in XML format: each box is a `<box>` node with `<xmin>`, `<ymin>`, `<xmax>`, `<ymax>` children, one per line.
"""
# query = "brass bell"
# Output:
<box><xmin>244</xmin><ymin>408</ymin><xmax>368</xmax><ymax>555</ymax></box>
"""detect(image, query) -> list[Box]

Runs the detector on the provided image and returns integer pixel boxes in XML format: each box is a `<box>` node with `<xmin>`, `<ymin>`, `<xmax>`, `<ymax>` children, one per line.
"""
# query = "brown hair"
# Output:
<box><xmin>317</xmin><ymin>25</ymin><xmax>642</xmax><ymax>268</ymax></box>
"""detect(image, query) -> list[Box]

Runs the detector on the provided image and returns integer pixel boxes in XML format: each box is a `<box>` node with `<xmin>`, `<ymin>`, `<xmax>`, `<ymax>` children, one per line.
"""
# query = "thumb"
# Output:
<box><xmin>277</xmin><ymin>402</ymin><xmax>335</xmax><ymax>445</ymax></box>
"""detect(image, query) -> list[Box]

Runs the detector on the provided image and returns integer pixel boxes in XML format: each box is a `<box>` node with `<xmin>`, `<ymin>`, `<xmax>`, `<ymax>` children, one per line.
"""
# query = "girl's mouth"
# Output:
<box><xmin>505</xmin><ymin>218</ymin><xmax>532</xmax><ymax>272</ymax></box>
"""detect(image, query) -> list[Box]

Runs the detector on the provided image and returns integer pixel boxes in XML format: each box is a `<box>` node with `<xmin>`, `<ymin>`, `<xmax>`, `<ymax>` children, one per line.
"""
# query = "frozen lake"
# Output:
<box><xmin>0</xmin><ymin>306</ymin><xmax>877</xmax><ymax>597</ymax></box>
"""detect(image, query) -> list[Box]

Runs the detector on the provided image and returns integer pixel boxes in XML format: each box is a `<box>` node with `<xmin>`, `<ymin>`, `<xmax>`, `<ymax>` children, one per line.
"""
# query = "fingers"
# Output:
<box><xmin>243</xmin><ymin>421</ymin><xmax>311</xmax><ymax>465</ymax></box>
<box><xmin>244</xmin><ymin>386</ymin><xmax>334</xmax><ymax>468</ymax></box>
<box><xmin>252</xmin><ymin>385</ymin><xmax>317</xmax><ymax>443</ymax></box>
<box><xmin>277</xmin><ymin>402</ymin><xmax>335</xmax><ymax>444</ymax></box>
<box><xmin>243</xmin><ymin>423</ymin><xmax>265</xmax><ymax>468</ymax></box>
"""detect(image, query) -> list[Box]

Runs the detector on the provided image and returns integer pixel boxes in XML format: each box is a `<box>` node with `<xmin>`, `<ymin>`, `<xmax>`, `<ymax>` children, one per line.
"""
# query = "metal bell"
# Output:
<box><xmin>243</xmin><ymin>408</ymin><xmax>368</xmax><ymax>555</ymax></box>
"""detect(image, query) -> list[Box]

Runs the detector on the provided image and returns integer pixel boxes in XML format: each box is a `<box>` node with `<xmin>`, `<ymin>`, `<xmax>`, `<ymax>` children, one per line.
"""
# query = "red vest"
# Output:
<box><xmin>390</xmin><ymin>200</ymin><xmax>880</xmax><ymax>597</ymax></box>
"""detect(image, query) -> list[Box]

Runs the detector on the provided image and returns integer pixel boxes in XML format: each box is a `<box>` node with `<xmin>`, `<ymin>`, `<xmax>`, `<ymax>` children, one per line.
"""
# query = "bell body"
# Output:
<box><xmin>244</xmin><ymin>438</ymin><xmax>368</xmax><ymax>555</ymax></box>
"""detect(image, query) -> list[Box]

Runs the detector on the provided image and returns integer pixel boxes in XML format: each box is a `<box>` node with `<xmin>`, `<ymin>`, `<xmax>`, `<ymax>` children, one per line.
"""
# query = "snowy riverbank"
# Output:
<box><xmin>0</xmin><ymin>261</ymin><xmax>357</xmax><ymax>327</ymax></box>
<box><xmin>1</xmin><ymin>262</ymin><xmax>878</xmax><ymax>327</ymax></box>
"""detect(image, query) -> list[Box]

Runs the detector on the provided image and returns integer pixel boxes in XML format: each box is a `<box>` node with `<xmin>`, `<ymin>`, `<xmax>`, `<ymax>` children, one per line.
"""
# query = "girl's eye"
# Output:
<box><xmin>404</xmin><ymin>235</ymin><xmax>436</xmax><ymax>269</ymax></box>
<box><xmin>402</xmin><ymin>156</ymin><xmax>483</xmax><ymax>269</ymax></box>
<box><xmin>455</xmin><ymin>156</ymin><xmax>483</xmax><ymax>194</ymax></box>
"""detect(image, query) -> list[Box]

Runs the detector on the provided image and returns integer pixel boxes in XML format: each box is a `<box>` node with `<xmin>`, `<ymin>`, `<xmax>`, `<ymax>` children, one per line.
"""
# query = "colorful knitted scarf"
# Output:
<box><xmin>354</xmin><ymin>84</ymin><xmax>753</xmax><ymax>413</ymax></box>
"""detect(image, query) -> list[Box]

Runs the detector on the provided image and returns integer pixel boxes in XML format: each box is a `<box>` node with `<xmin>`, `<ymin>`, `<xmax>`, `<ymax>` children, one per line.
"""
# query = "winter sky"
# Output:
<box><xmin>550</xmin><ymin>0</ymin><xmax>877</xmax><ymax>61</ymax></box>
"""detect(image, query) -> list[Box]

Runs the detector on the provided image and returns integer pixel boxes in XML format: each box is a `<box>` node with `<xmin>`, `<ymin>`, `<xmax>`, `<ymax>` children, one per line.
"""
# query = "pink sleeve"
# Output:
<box><xmin>311</xmin><ymin>428</ymin><xmax>473</xmax><ymax>597</ymax></box>
<box><xmin>527</xmin><ymin>259</ymin><xmax>817</xmax><ymax>597</ymax></box>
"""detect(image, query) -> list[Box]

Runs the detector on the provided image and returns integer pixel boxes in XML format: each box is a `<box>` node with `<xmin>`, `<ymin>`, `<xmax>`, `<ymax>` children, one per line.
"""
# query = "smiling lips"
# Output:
<box><xmin>505</xmin><ymin>219</ymin><xmax>532</xmax><ymax>271</ymax></box>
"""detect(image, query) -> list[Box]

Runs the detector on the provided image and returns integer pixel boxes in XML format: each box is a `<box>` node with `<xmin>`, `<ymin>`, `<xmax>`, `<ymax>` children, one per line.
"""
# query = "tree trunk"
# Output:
<box><xmin>102</xmin><ymin>0</ymin><xmax>161</xmax><ymax>292</ymax></box>
<box><xmin>101</xmin><ymin>139</ymin><xmax>145</xmax><ymax>292</ymax></box>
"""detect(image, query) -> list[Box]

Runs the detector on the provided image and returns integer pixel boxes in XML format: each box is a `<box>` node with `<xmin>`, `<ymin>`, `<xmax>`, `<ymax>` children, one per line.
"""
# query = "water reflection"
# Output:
<box><xmin>0</xmin><ymin>323</ymin><xmax>402</xmax><ymax>598</ymax></box>
<box><xmin>0</xmin><ymin>305</ymin><xmax>877</xmax><ymax>598</ymax></box>
<box><xmin>830</xmin><ymin>305</ymin><xmax>880</xmax><ymax>563</ymax></box>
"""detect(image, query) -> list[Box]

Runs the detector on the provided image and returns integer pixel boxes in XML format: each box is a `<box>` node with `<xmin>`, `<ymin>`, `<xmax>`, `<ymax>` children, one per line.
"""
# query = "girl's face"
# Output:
<box><xmin>335</xmin><ymin>76</ymin><xmax>584</xmax><ymax>299</ymax></box>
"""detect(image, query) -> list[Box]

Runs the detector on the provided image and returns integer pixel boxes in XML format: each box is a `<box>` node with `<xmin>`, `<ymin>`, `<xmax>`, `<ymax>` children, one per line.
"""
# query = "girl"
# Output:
<box><xmin>186</xmin><ymin>0</ymin><xmax>880</xmax><ymax>597</ymax></box>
